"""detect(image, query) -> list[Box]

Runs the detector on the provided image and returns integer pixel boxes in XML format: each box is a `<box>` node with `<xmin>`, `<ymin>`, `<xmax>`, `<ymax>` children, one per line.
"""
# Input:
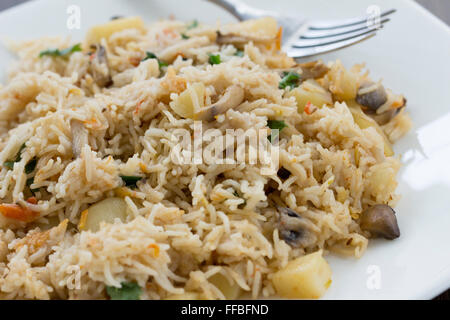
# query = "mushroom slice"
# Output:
<box><xmin>275</xmin><ymin>61</ymin><xmax>329</xmax><ymax>83</ymax></box>
<box><xmin>193</xmin><ymin>85</ymin><xmax>244</xmax><ymax>122</ymax></box>
<box><xmin>357</xmin><ymin>81</ymin><xmax>407</xmax><ymax>125</ymax></box>
<box><xmin>298</xmin><ymin>61</ymin><xmax>330</xmax><ymax>80</ymax></box>
<box><xmin>71</xmin><ymin>119</ymin><xmax>89</xmax><ymax>158</ymax></box>
<box><xmin>216</xmin><ymin>31</ymin><xmax>275</xmax><ymax>47</ymax></box>
<box><xmin>356</xmin><ymin>82</ymin><xmax>388</xmax><ymax>112</ymax></box>
<box><xmin>277</xmin><ymin>207</ymin><xmax>316</xmax><ymax>248</ymax></box>
<box><xmin>89</xmin><ymin>44</ymin><xmax>112</xmax><ymax>87</ymax></box>
<box><xmin>369</xmin><ymin>106</ymin><xmax>405</xmax><ymax>126</ymax></box>
<box><xmin>360</xmin><ymin>204</ymin><xmax>400</xmax><ymax>240</ymax></box>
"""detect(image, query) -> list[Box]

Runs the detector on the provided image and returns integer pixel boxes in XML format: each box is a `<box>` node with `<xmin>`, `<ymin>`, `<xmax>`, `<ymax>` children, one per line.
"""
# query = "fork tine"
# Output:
<box><xmin>302</xmin><ymin>18</ymin><xmax>390</xmax><ymax>39</ymax></box>
<box><xmin>286</xmin><ymin>33</ymin><xmax>376</xmax><ymax>59</ymax></box>
<box><xmin>308</xmin><ymin>9</ymin><xmax>396</xmax><ymax>30</ymax></box>
<box><xmin>292</xmin><ymin>28</ymin><xmax>378</xmax><ymax>48</ymax></box>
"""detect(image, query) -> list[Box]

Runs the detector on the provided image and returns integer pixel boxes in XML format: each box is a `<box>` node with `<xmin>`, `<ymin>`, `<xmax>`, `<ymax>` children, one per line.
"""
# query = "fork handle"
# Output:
<box><xmin>205</xmin><ymin>0</ymin><xmax>266</xmax><ymax>21</ymax></box>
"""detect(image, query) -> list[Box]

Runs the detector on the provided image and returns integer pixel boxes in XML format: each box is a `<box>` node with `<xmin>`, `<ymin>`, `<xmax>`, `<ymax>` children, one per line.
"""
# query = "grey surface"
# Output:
<box><xmin>416</xmin><ymin>0</ymin><xmax>450</xmax><ymax>24</ymax></box>
<box><xmin>0</xmin><ymin>0</ymin><xmax>449</xmax><ymax>25</ymax></box>
<box><xmin>0</xmin><ymin>0</ymin><xmax>449</xmax><ymax>300</ymax></box>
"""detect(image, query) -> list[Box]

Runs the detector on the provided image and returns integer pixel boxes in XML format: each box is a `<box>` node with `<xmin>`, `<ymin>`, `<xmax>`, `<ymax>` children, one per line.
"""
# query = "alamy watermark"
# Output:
<box><xmin>169</xmin><ymin>122</ymin><xmax>280</xmax><ymax>176</ymax></box>
<box><xmin>65</xmin><ymin>265</ymin><xmax>81</xmax><ymax>290</ymax></box>
<box><xmin>67</xmin><ymin>5</ymin><xmax>81</xmax><ymax>30</ymax></box>
<box><xmin>366</xmin><ymin>5</ymin><xmax>383</xmax><ymax>30</ymax></box>
<box><xmin>366</xmin><ymin>265</ymin><xmax>382</xmax><ymax>290</ymax></box>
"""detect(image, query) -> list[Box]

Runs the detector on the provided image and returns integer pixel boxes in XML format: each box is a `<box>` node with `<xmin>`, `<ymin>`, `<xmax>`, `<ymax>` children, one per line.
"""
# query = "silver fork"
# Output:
<box><xmin>206</xmin><ymin>0</ymin><xmax>396</xmax><ymax>58</ymax></box>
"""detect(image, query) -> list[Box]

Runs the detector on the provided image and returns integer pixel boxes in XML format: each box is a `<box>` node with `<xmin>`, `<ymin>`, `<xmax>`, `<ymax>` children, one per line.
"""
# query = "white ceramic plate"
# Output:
<box><xmin>0</xmin><ymin>0</ymin><xmax>449</xmax><ymax>300</ymax></box>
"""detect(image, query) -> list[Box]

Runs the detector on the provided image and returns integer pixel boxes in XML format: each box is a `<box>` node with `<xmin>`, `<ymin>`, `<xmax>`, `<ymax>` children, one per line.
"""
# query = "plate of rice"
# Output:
<box><xmin>0</xmin><ymin>0</ymin><xmax>449</xmax><ymax>300</ymax></box>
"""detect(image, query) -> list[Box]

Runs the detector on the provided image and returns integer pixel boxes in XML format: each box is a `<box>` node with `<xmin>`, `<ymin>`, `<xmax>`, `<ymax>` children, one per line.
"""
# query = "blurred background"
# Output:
<box><xmin>1</xmin><ymin>0</ymin><xmax>449</xmax><ymax>26</ymax></box>
<box><xmin>0</xmin><ymin>0</ymin><xmax>449</xmax><ymax>300</ymax></box>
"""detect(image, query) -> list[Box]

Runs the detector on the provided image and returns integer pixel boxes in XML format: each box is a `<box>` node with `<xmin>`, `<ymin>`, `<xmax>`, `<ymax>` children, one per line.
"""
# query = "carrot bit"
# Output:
<box><xmin>163</xmin><ymin>28</ymin><xmax>177</xmax><ymax>39</ymax></box>
<box><xmin>0</xmin><ymin>202</ymin><xmax>39</xmax><ymax>223</ymax></box>
<box><xmin>134</xmin><ymin>100</ymin><xmax>144</xmax><ymax>115</ymax></box>
<box><xmin>129</xmin><ymin>56</ymin><xmax>141</xmax><ymax>67</ymax></box>
<box><xmin>275</xmin><ymin>27</ymin><xmax>283</xmax><ymax>51</ymax></box>
<box><xmin>27</xmin><ymin>197</ymin><xmax>38</xmax><ymax>205</ymax></box>
<box><xmin>176</xmin><ymin>52</ymin><xmax>186</xmax><ymax>60</ymax></box>
<box><xmin>148</xmin><ymin>243</ymin><xmax>160</xmax><ymax>258</ymax></box>
<box><xmin>304</xmin><ymin>102</ymin><xmax>317</xmax><ymax>115</ymax></box>
<box><xmin>139</xmin><ymin>162</ymin><xmax>148</xmax><ymax>173</ymax></box>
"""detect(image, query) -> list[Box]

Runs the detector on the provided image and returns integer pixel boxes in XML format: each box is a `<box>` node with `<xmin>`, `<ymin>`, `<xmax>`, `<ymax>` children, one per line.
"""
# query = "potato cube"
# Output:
<box><xmin>85</xmin><ymin>17</ymin><xmax>145</xmax><ymax>47</ymax></box>
<box><xmin>170</xmin><ymin>82</ymin><xmax>205</xmax><ymax>119</ymax></box>
<box><xmin>288</xmin><ymin>79</ymin><xmax>333</xmax><ymax>113</ymax></box>
<box><xmin>272</xmin><ymin>250</ymin><xmax>332</xmax><ymax>299</ymax></box>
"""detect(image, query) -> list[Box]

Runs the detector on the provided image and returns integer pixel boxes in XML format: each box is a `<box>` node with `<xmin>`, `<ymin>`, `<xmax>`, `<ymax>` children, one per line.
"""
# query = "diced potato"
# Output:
<box><xmin>85</xmin><ymin>17</ymin><xmax>145</xmax><ymax>47</ymax></box>
<box><xmin>347</xmin><ymin>101</ymin><xmax>394</xmax><ymax>157</ymax></box>
<box><xmin>78</xmin><ymin>198</ymin><xmax>128</xmax><ymax>232</ymax></box>
<box><xmin>367</xmin><ymin>163</ymin><xmax>399</xmax><ymax>197</ymax></box>
<box><xmin>288</xmin><ymin>79</ymin><xmax>333</xmax><ymax>113</ymax></box>
<box><xmin>327</xmin><ymin>61</ymin><xmax>358</xmax><ymax>101</ymax></box>
<box><xmin>272</xmin><ymin>250</ymin><xmax>332</xmax><ymax>299</ymax></box>
<box><xmin>209</xmin><ymin>273</ymin><xmax>241</xmax><ymax>300</ymax></box>
<box><xmin>165</xmin><ymin>292</ymin><xmax>200</xmax><ymax>300</ymax></box>
<box><xmin>169</xmin><ymin>83</ymin><xmax>205</xmax><ymax>119</ymax></box>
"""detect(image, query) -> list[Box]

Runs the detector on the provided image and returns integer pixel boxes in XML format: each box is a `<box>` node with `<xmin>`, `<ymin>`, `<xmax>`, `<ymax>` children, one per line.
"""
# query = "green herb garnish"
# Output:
<box><xmin>4</xmin><ymin>143</ymin><xmax>26</xmax><ymax>169</ymax></box>
<box><xmin>234</xmin><ymin>50</ymin><xmax>244</xmax><ymax>57</ymax></box>
<box><xmin>208</xmin><ymin>53</ymin><xmax>221</xmax><ymax>65</ymax></box>
<box><xmin>267</xmin><ymin>120</ymin><xmax>288</xmax><ymax>143</ymax></box>
<box><xmin>187</xmin><ymin>20</ymin><xmax>199</xmax><ymax>30</ymax></box>
<box><xmin>4</xmin><ymin>161</ymin><xmax>15</xmax><ymax>170</ymax></box>
<box><xmin>268</xmin><ymin>120</ymin><xmax>288</xmax><ymax>131</ymax></box>
<box><xmin>142</xmin><ymin>51</ymin><xmax>168</xmax><ymax>69</ymax></box>
<box><xmin>39</xmin><ymin>43</ymin><xmax>82</xmax><ymax>58</ymax></box>
<box><xmin>181</xmin><ymin>33</ymin><xmax>190</xmax><ymax>40</ymax></box>
<box><xmin>120</xmin><ymin>175</ymin><xmax>143</xmax><ymax>188</ymax></box>
<box><xmin>278</xmin><ymin>71</ymin><xmax>301</xmax><ymax>89</ymax></box>
<box><xmin>106</xmin><ymin>282</ymin><xmax>142</xmax><ymax>300</ymax></box>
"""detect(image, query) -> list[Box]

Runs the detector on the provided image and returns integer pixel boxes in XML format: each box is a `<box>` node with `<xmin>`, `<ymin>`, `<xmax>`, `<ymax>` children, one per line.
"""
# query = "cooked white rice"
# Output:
<box><xmin>0</xmin><ymin>17</ymin><xmax>412</xmax><ymax>300</ymax></box>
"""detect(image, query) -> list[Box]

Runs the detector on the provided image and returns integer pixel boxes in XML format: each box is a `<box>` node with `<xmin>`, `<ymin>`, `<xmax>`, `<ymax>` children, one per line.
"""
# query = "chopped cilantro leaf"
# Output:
<box><xmin>267</xmin><ymin>120</ymin><xmax>288</xmax><ymax>143</ymax></box>
<box><xmin>106</xmin><ymin>282</ymin><xmax>142</xmax><ymax>300</ymax></box>
<box><xmin>208</xmin><ymin>53</ymin><xmax>221</xmax><ymax>65</ymax></box>
<box><xmin>39</xmin><ymin>44</ymin><xmax>82</xmax><ymax>58</ymax></box>
<box><xmin>4</xmin><ymin>143</ymin><xmax>26</xmax><ymax>169</ymax></box>
<box><xmin>187</xmin><ymin>20</ymin><xmax>199</xmax><ymax>30</ymax></box>
<box><xmin>278</xmin><ymin>71</ymin><xmax>301</xmax><ymax>89</ymax></box>
<box><xmin>142</xmin><ymin>51</ymin><xmax>168</xmax><ymax>69</ymax></box>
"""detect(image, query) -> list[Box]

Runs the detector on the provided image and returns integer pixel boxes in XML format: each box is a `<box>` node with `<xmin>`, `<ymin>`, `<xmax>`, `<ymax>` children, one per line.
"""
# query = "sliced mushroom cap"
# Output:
<box><xmin>360</xmin><ymin>204</ymin><xmax>400</xmax><ymax>240</ymax></box>
<box><xmin>89</xmin><ymin>44</ymin><xmax>112</xmax><ymax>87</ymax></box>
<box><xmin>216</xmin><ymin>31</ymin><xmax>274</xmax><ymax>47</ymax></box>
<box><xmin>369</xmin><ymin>106</ymin><xmax>405</xmax><ymax>126</ymax></box>
<box><xmin>193</xmin><ymin>85</ymin><xmax>244</xmax><ymax>122</ymax></box>
<box><xmin>276</xmin><ymin>61</ymin><xmax>329</xmax><ymax>85</ymax></box>
<box><xmin>298</xmin><ymin>61</ymin><xmax>330</xmax><ymax>80</ymax></box>
<box><xmin>356</xmin><ymin>82</ymin><xmax>388</xmax><ymax>112</ymax></box>
<box><xmin>277</xmin><ymin>207</ymin><xmax>316</xmax><ymax>248</ymax></box>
